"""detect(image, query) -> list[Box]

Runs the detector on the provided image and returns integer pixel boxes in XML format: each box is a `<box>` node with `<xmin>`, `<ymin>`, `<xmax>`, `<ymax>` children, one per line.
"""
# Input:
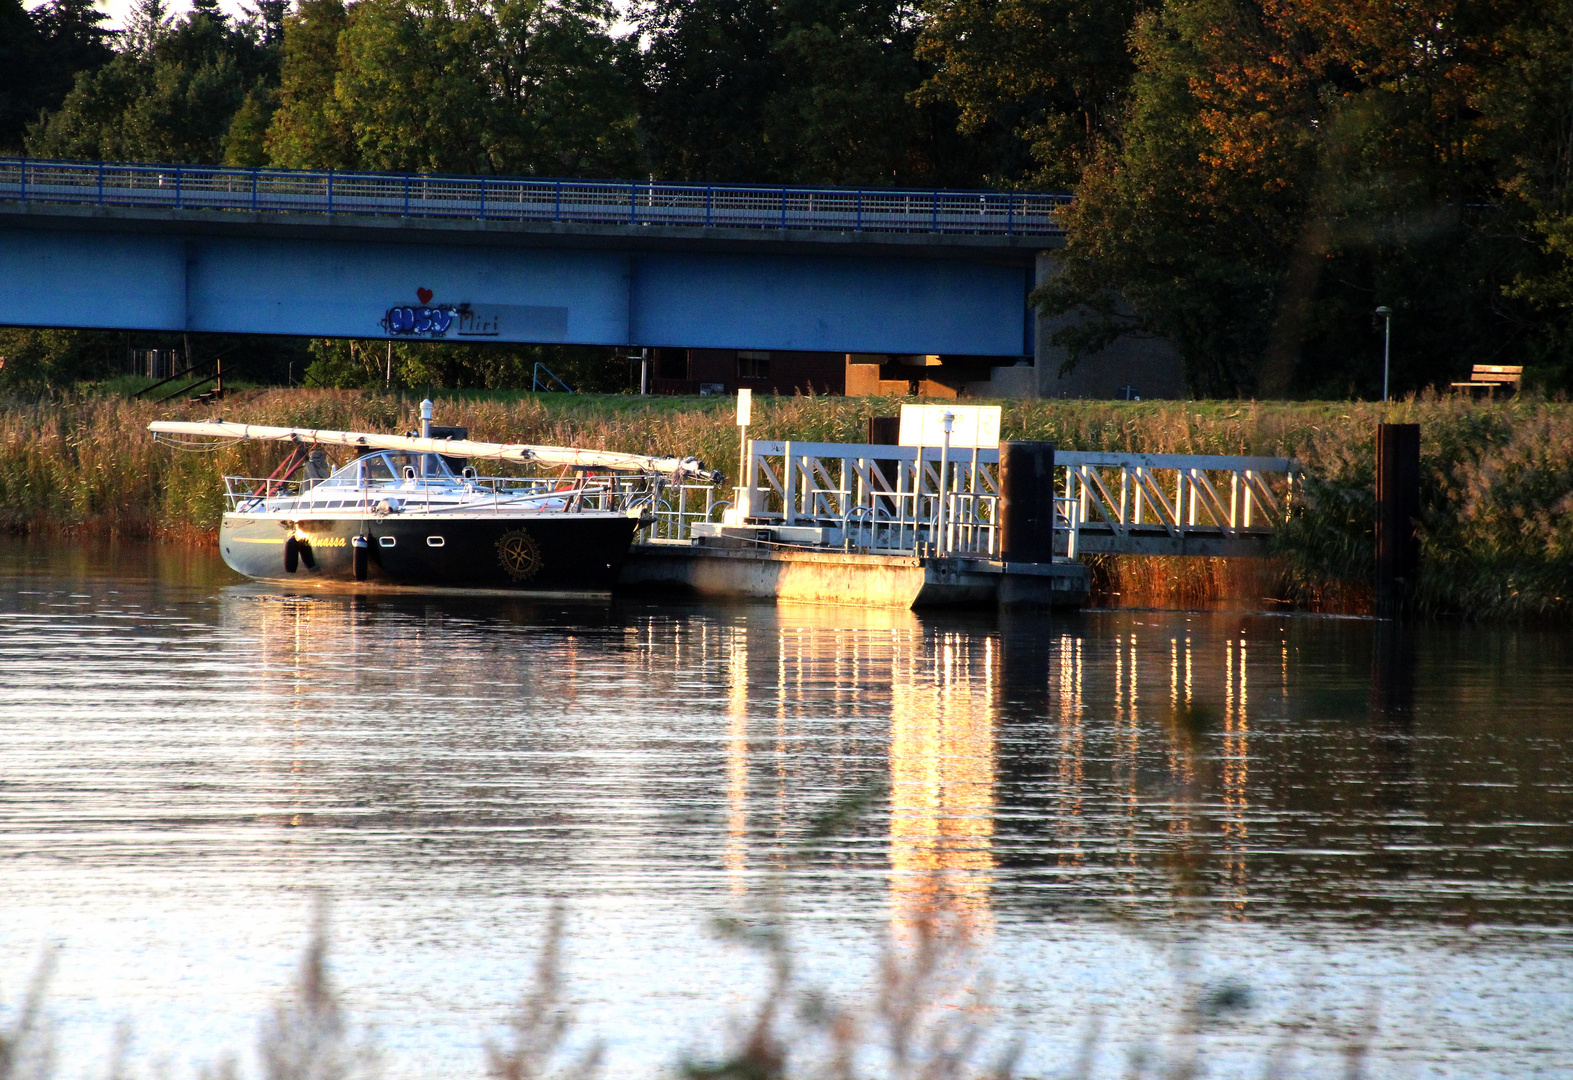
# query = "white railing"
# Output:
<box><xmin>732</xmin><ymin>440</ymin><xmax>1007</xmax><ymax>557</ymax></box>
<box><xmin>715</xmin><ymin>443</ymin><xmax>1295</xmax><ymax>560</ymax></box>
<box><xmin>0</xmin><ymin>158</ymin><xmax>1070</xmax><ymax>238</ymax></box>
<box><xmin>1057</xmin><ymin>451</ymin><xmax>1296</xmax><ymax>556</ymax></box>
<box><xmin>644</xmin><ymin>484</ymin><xmax>732</xmax><ymax>543</ymax></box>
<box><xmin>222</xmin><ymin>471</ymin><xmax>664</xmax><ymax>516</ymax></box>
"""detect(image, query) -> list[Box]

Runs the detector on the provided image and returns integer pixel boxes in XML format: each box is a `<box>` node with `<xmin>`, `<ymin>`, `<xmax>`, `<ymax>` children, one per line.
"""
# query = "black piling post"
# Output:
<box><xmin>867</xmin><ymin>415</ymin><xmax>901</xmax><ymax>510</ymax></box>
<box><xmin>866</xmin><ymin>415</ymin><xmax>900</xmax><ymax>446</ymax></box>
<box><xmin>1375</xmin><ymin>423</ymin><xmax>1420</xmax><ymax>615</ymax></box>
<box><xmin>999</xmin><ymin>440</ymin><xmax>1056</xmax><ymax>564</ymax></box>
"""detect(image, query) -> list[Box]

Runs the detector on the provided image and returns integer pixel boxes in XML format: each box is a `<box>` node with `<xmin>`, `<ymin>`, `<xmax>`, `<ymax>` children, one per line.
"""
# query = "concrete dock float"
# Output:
<box><xmin>619</xmin><ymin>540</ymin><xmax>1090</xmax><ymax>609</ymax></box>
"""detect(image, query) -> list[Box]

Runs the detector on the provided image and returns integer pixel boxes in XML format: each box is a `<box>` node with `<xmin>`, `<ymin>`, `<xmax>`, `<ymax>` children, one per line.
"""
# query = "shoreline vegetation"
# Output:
<box><xmin>1</xmin><ymin>388</ymin><xmax>1571</xmax><ymax>621</ymax></box>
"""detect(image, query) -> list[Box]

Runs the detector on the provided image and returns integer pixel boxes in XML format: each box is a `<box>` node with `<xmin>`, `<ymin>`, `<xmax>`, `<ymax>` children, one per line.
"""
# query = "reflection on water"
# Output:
<box><xmin>4</xmin><ymin>538</ymin><xmax>1573</xmax><ymax>1077</ymax></box>
<box><xmin>889</xmin><ymin>632</ymin><xmax>994</xmax><ymax>930</ymax></box>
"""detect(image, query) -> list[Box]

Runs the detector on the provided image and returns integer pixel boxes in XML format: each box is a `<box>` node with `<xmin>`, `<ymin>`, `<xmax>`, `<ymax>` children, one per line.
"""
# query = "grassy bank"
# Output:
<box><xmin>2</xmin><ymin>389</ymin><xmax>1570</xmax><ymax>619</ymax></box>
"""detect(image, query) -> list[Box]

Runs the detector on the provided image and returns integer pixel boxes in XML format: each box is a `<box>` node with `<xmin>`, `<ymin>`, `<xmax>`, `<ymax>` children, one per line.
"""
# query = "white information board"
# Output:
<box><xmin>736</xmin><ymin>388</ymin><xmax>752</xmax><ymax>427</ymax></box>
<box><xmin>897</xmin><ymin>404</ymin><xmax>1001</xmax><ymax>449</ymax></box>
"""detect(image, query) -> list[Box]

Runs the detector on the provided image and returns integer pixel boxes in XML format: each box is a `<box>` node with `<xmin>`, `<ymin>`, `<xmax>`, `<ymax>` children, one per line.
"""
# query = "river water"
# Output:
<box><xmin>3</xmin><ymin>538</ymin><xmax>1572</xmax><ymax>1078</ymax></box>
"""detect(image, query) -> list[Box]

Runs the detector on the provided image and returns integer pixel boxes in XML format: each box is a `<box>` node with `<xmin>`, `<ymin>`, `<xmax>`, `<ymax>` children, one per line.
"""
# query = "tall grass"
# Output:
<box><xmin>1</xmin><ymin>388</ymin><xmax>1570</xmax><ymax>618</ymax></box>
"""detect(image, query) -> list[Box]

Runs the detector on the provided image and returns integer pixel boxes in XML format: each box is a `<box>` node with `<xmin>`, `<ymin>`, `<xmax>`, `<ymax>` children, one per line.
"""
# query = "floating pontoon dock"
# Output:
<box><xmin>618</xmin><ymin>407</ymin><xmax>1297</xmax><ymax>610</ymax></box>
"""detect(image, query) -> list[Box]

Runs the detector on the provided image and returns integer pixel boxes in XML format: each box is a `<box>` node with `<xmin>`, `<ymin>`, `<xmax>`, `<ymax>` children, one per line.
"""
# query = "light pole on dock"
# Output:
<box><xmin>1376</xmin><ymin>306</ymin><xmax>1393</xmax><ymax>402</ymax></box>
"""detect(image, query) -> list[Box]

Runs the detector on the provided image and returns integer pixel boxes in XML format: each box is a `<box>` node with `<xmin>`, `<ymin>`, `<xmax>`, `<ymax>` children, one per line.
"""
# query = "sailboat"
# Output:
<box><xmin>149</xmin><ymin>401</ymin><xmax>720</xmax><ymax>594</ymax></box>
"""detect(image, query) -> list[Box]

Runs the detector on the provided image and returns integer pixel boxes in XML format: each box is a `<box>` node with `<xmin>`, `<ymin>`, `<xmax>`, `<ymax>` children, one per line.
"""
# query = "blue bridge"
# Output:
<box><xmin>0</xmin><ymin>158</ymin><xmax>1068</xmax><ymax>357</ymax></box>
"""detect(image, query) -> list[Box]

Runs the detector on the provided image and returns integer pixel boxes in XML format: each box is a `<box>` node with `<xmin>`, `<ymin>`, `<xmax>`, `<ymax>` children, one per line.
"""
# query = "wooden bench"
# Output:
<box><xmin>1451</xmin><ymin>364</ymin><xmax>1522</xmax><ymax>396</ymax></box>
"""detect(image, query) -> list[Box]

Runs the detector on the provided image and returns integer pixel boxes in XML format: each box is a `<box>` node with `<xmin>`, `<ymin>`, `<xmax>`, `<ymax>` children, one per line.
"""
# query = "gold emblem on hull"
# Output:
<box><xmin>496</xmin><ymin>528</ymin><xmax>543</xmax><ymax>581</ymax></box>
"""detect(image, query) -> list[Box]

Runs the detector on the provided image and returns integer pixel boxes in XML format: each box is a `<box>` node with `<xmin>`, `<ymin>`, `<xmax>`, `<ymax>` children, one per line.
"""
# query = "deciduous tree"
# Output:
<box><xmin>27</xmin><ymin>3</ymin><xmax>279</xmax><ymax>164</ymax></box>
<box><xmin>914</xmin><ymin>0</ymin><xmax>1148</xmax><ymax>187</ymax></box>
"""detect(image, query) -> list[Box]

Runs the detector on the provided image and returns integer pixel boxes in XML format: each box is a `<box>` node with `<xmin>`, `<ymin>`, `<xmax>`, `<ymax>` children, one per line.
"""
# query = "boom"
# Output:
<box><xmin>147</xmin><ymin>421</ymin><xmax>722</xmax><ymax>482</ymax></box>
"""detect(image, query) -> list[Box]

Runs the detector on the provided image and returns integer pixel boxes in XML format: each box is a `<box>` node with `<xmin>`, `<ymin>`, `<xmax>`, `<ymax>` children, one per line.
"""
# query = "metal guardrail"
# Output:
<box><xmin>1059</xmin><ymin>450</ymin><xmax>1297</xmax><ymax>556</ymax></box>
<box><xmin>645</xmin><ymin>484</ymin><xmax>733</xmax><ymax>544</ymax></box>
<box><xmin>0</xmin><ymin>157</ymin><xmax>1071</xmax><ymax>237</ymax></box>
<box><xmin>718</xmin><ymin>443</ymin><xmax>1297</xmax><ymax>559</ymax></box>
<box><xmin>223</xmin><ymin>471</ymin><xmax>662</xmax><ymax>516</ymax></box>
<box><xmin>731</xmin><ymin>440</ymin><xmax>1022</xmax><ymax>557</ymax></box>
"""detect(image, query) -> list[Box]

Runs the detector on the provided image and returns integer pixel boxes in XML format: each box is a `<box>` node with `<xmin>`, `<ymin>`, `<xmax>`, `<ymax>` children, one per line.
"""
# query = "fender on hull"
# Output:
<box><xmin>220</xmin><ymin>514</ymin><xmax>640</xmax><ymax>592</ymax></box>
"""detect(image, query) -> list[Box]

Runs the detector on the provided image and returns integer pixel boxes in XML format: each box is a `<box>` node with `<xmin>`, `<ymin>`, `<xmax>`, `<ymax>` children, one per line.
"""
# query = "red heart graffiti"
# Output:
<box><xmin>416</xmin><ymin>287</ymin><xmax>433</xmax><ymax>304</ymax></box>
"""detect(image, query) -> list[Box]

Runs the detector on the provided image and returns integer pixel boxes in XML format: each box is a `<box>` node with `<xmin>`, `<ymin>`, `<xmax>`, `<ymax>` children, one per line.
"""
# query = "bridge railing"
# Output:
<box><xmin>0</xmin><ymin>157</ymin><xmax>1070</xmax><ymax>237</ymax></box>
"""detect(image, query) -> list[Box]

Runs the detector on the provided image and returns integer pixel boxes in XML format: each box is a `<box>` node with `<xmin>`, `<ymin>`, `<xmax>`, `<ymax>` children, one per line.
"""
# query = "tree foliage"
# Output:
<box><xmin>637</xmin><ymin>0</ymin><xmax>982</xmax><ymax>186</ymax></box>
<box><xmin>1041</xmin><ymin>0</ymin><xmax>1573</xmax><ymax>396</ymax></box>
<box><xmin>914</xmin><ymin>0</ymin><xmax>1149</xmax><ymax>187</ymax></box>
<box><xmin>27</xmin><ymin>0</ymin><xmax>279</xmax><ymax>163</ymax></box>
<box><xmin>304</xmin><ymin>338</ymin><xmax>633</xmax><ymax>391</ymax></box>
<box><xmin>0</xmin><ymin>0</ymin><xmax>115</xmax><ymax>153</ymax></box>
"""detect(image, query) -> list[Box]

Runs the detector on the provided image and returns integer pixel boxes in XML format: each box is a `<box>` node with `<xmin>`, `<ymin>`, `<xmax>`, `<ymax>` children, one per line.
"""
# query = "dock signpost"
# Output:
<box><xmin>899</xmin><ymin>404</ymin><xmax>999</xmax><ymax>556</ymax></box>
<box><xmin>731</xmin><ymin>389</ymin><xmax>753</xmax><ymax>522</ymax></box>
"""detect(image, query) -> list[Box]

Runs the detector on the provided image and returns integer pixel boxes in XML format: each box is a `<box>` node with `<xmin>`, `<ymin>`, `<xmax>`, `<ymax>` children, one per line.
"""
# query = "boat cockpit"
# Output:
<box><xmin>313</xmin><ymin>450</ymin><xmax>471</xmax><ymax>491</ymax></box>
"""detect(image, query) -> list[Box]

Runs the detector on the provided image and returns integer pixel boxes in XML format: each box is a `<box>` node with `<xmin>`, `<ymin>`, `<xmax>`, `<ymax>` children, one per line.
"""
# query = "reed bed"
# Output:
<box><xmin>1</xmin><ymin>389</ymin><xmax>1570</xmax><ymax>619</ymax></box>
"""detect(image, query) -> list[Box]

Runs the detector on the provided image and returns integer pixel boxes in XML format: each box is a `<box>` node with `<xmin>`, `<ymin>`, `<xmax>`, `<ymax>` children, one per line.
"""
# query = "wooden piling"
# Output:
<box><xmin>999</xmin><ymin>441</ymin><xmax>1056</xmax><ymax>564</ymax></box>
<box><xmin>1375</xmin><ymin>423</ymin><xmax>1420</xmax><ymax>614</ymax></box>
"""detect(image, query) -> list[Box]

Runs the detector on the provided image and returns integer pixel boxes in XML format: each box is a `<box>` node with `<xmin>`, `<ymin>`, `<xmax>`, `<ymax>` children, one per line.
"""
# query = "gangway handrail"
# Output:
<box><xmin>726</xmin><ymin>440</ymin><xmax>1297</xmax><ymax>560</ymax></box>
<box><xmin>0</xmin><ymin>157</ymin><xmax>1071</xmax><ymax>238</ymax></box>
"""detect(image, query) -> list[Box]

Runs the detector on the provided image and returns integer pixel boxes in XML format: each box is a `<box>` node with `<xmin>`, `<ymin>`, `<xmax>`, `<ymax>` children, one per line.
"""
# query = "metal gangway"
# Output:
<box><xmin>1060</xmin><ymin>451</ymin><xmax>1298</xmax><ymax>557</ymax></box>
<box><xmin>649</xmin><ymin>441</ymin><xmax>1298</xmax><ymax>560</ymax></box>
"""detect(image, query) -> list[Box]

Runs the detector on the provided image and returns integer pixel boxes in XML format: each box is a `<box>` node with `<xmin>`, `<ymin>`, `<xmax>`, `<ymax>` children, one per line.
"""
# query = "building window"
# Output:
<box><xmin>737</xmin><ymin>350</ymin><xmax>770</xmax><ymax>379</ymax></box>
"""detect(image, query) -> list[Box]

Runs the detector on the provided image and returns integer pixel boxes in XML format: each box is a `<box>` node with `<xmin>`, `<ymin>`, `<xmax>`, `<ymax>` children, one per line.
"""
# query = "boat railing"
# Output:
<box><xmin>222</xmin><ymin>471</ymin><xmax>676</xmax><ymax>515</ymax></box>
<box><xmin>226</xmin><ymin>475</ymin><xmax>307</xmax><ymax>511</ymax></box>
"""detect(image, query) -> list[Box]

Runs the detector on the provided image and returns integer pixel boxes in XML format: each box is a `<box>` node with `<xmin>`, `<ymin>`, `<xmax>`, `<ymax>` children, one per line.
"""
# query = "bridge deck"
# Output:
<box><xmin>0</xmin><ymin>158</ymin><xmax>1067</xmax><ymax>240</ymax></box>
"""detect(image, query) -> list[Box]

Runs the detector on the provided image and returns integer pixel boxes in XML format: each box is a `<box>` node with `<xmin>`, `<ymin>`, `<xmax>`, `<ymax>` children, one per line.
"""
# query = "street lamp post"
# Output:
<box><xmin>1375</xmin><ymin>306</ymin><xmax>1393</xmax><ymax>402</ymax></box>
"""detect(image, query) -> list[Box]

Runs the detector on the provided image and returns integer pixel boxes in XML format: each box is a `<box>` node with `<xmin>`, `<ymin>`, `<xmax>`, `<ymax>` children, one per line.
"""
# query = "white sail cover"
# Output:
<box><xmin>147</xmin><ymin>421</ymin><xmax>721</xmax><ymax>481</ymax></box>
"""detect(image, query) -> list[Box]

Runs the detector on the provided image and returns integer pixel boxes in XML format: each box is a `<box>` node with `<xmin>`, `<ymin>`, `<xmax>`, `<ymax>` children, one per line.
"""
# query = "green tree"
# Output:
<box><xmin>1475</xmin><ymin>0</ymin><xmax>1573</xmax><ymax>390</ymax></box>
<box><xmin>1041</xmin><ymin>0</ymin><xmax>1537</xmax><ymax>398</ymax></box>
<box><xmin>264</xmin><ymin>0</ymin><xmax>355</xmax><ymax>169</ymax></box>
<box><xmin>480</xmin><ymin>0</ymin><xmax>640</xmax><ymax>176</ymax></box>
<box><xmin>310</xmin><ymin>0</ymin><xmax>637</xmax><ymax>176</ymax></box>
<box><xmin>638</xmin><ymin>0</ymin><xmax>977</xmax><ymax>185</ymax></box>
<box><xmin>329</xmin><ymin>0</ymin><xmax>494</xmax><ymax>173</ymax></box>
<box><xmin>0</xmin><ymin>328</ymin><xmax>126</xmax><ymax>392</ymax></box>
<box><xmin>27</xmin><ymin>2</ymin><xmax>280</xmax><ymax>164</ymax></box>
<box><xmin>223</xmin><ymin>84</ymin><xmax>276</xmax><ymax>165</ymax></box>
<box><xmin>0</xmin><ymin>0</ymin><xmax>115</xmax><ymax>153</ymax></box>
<box><xmin>304</xmin><ymin>338</ymin><xmax>629</xmax><ymax>391</ymax></box>
<box><xmin>913</xmin><ymin>0</ymin><xmax>1149</xmax><ymax>187</ymax></box>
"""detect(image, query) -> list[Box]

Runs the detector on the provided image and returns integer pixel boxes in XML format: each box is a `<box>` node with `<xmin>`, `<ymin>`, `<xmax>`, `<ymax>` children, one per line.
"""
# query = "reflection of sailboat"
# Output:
<box><xmin>889</xmin><ymin>636</ymin><xmax>996</xmax><ymax>930</ymax></box>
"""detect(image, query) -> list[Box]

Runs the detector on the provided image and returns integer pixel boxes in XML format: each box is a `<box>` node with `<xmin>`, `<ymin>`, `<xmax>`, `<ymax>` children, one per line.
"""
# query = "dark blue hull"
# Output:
<box><xmin>220</xmin><ymin>513</ymin><xmax>640</xmax><ymax>593</ymax></box>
